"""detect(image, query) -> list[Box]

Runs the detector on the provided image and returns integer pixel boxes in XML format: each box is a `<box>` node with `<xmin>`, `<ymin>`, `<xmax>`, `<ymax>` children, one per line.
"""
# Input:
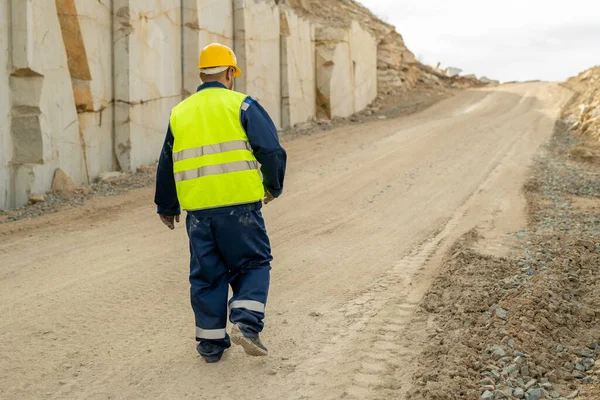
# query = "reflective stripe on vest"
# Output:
<box><xmin>173</xmin><ymin>140</ymin><xmax>252</xmax><ymax>163</ymax></box>
<box><xmin>170</xmin><ymin>88</ymin><xmax>264</xmax><ymax>211</ymax></box>
<box><xmin>175</xmin><ymin>160</ymin><xmax>258</xmax><ymax>183</ymax></box>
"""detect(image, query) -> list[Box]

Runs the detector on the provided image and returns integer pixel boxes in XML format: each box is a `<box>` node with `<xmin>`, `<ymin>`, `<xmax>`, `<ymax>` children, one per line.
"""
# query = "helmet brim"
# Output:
<box><xmin>233</xmin><ymin>65</ymin><xmax>243</xmax><ymax>77</ymax></box>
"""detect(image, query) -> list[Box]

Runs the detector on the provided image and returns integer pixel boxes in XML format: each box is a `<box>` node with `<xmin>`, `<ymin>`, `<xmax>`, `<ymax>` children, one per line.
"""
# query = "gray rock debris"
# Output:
<box><xmin>524</xmin><ymin>379</ymin><xmax>537</xmax><ymax>390</ymax></box>
<box><xmin>525</xmin><ymin>388</ymin><xmax>544</xmax><ymax>400</ymax></box>
<box><xmin>580</xmin><ymin>357</ymin><xmax>595</xmax><ymax>370</ymax></box>
<box><xmin>566</xmin><ymin>390</ymin><xmax>579</xmax><ymax>399</ymax></box>
<box><xmin>513</xmin><ymin>387</ymin><xmax>524</xmax><ymax>398</ymax></box>
<box><xmin>579</xmin><ymin>348</ymin><xmax>594</xmax><ymax>358</ymax></box>
<box><xmin>495</xmin><ymin>307</ymin><xmax>508</xmax><ymax>320</ymax></box>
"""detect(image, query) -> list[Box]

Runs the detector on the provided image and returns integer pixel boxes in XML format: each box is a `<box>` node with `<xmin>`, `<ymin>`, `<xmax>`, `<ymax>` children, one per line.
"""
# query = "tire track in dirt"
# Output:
<box><xmin>280</xmin><ymin>99</ymin><xmax>570</xmax><ymax>399</ymax></box>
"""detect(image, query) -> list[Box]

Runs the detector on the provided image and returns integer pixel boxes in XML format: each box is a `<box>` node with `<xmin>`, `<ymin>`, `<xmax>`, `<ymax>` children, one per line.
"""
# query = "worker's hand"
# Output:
<box><xmin>264</xmin><ymin>190</ymin><xmax>276</xmax><ymax>205</ymax></box>
<box><xmin>159</xmin><ymin>214</ymin><xmax>180</xmax><ymax>230</ymax></box>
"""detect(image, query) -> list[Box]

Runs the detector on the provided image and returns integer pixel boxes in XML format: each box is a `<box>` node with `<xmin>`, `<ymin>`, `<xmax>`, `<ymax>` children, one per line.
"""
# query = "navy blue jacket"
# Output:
<box><xmin>154</xmin><ymin>82</ymin><xmax>287</xmax><ymax>216</ymax></box>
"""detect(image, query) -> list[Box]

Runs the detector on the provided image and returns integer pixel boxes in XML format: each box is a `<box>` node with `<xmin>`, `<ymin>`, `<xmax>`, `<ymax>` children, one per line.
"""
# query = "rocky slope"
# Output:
<box><xmin>565</xmin><ymin>67</ymin><xmax>600</xmax><ymax>141</ymax></box>
<box><xmin>283</xmin><ymin>0</ymin><xmax>485</xmax><ymax>96</ymax></box>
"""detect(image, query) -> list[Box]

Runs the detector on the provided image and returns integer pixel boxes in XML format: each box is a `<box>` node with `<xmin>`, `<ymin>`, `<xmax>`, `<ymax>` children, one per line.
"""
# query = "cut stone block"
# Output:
<box><xmin>114</xmin><ymin>0</ymin><xmax>183</xmax><ymax>172</ymax></box>
<box><xmin>73</xmin><ymin>0</ymin><xmax>115</xmax><ymax>180</ymax></box>
<box><xmin>315</xmin><ymin>25</ymin><xmax>354</xmax><ymax>119</ymax></box>
<box><xmin>74</xmin><ymin>0</ymin><xmax>113</xmax><ymax>110</ymax></box>
<box><xmin>7</xmin><ymin>0</ymin><xmax>87</xmax><ymax>208</ymax></box>
<box><xmin>280</xmin><ymin>7</ymin><xmax>315</xmax><ymax>129</ymax></box>
<box><xmin>0</xmin><ymin>0</ymin><xmax>11</xmax><ymax>210</ymax></box>
<box><xmin>350</xmin><ymin>21</ymin><xmax>377</xmax><ymax>113</ymax></box>
<box><xmin>183</xmin><ymin>0</ymin><xmax>234</xmax><ymax>95</ymax></box>
<box><xmin>234</xmin><ymin>0</ymin><xmax>281</xmax><ymax>128</ymax></box>
<box><xmin>56</xmin><ymin>0</ymin><xmax>94</xmax><ymax>112</ymax></box>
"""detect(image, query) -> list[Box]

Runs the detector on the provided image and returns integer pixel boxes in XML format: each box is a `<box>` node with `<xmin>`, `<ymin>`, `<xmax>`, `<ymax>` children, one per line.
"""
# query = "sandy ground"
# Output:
<box><xmin>0</xmin><ymin>83</ymin><xmax>572</xmax><ymax>400</ymax></box>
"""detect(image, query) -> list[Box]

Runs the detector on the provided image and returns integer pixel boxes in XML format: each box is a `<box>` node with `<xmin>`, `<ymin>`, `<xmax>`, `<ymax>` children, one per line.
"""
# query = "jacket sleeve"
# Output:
<box><xmin>154</xmin><ymin>125</ymin><xmax>181</xmax><ymax>216</ymax></box>
<box><xmin>241</xmin><ymin>97</ymin><xmax>287</xmax><ymax>198</ymax></box>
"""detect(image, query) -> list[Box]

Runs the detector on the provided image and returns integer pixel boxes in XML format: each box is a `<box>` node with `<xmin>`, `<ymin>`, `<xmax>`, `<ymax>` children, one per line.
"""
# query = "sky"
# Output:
<box><xmin>359</xmin><ymin>0</ymin><xmax>600</xmax><ymax>83</ymax></box>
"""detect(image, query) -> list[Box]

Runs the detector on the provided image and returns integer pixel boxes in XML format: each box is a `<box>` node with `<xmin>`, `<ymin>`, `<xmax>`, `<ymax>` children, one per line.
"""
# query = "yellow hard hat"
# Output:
<box><xmin>198</xmin><ymin>43</ymin><xmax>243</xmax><ymax>77</ymax></box>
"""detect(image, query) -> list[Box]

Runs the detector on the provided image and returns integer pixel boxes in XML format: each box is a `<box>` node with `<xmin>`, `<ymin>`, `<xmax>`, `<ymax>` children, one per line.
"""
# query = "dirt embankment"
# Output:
<box><xmin>563</xmin><ymin>67</ymin><xmax>600</xmax><ymax>165</ymax></box>
<box><xmin>408</xmin><ymin>119</ymin><xmax>600</xmax><ymax>400</ymax></box>
<box><xmin>565</xmin><ymin>67</ymin><xmax>600</xmax><ymax>140</ymax></box>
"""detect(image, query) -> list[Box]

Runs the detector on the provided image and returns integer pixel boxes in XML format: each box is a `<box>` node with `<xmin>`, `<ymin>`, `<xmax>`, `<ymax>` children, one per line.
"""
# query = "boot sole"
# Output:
<box><xmin>231</xmin><ymin>324</ymin><xmax>268</xmax><ymax>357</ymax></box>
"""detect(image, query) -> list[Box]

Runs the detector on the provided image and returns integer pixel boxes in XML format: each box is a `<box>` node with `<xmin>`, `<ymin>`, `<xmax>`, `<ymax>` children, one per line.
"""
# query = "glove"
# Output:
<box><xmin>160</xmin><ymin>214</ymin><xmax>180</xmax><ymax>230</ymax></box>
<box><xmin>264</xmin><ymin>190</ymin><xmax>276</xmax><ymax>205</ymax></box>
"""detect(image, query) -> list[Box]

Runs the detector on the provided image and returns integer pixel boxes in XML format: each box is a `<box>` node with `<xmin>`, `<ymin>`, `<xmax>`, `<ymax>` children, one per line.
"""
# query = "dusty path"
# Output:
<box><xmin>0</xmin><ymin>83</ymin><xmax>572</xmax><ymax>400</ymax></box>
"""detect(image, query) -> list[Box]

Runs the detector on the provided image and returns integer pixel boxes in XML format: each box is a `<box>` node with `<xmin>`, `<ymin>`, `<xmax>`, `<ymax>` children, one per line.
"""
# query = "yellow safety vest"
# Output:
<box><xmin>170</xmin><ymin>88</ymin><xmax>264</xmax><ymax>211</ymax></box>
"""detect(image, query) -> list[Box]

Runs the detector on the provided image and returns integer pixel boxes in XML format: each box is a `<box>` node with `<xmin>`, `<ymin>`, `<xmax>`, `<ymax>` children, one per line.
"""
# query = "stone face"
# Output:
<box><xmin>234</xmin><ymin>0</ymin><xmax>281</xmax><ymax>128</ymax></box>
<box><xmin>183</xmin><ymin>0</ymin><xmax>234</xmax><ymax>95</ymax></box>
<box><xmin>350</xmin><ymin>21</ymin><xmax>377</xmax><ymax>113</ymax></box>
<box><xmin>0</xmin><ymin>0</ymin><xmax>12</xmax><ymax>210</ymax></box>
<box><xmin>74</xmin><ymin>0</ymin><xmax>112</xmax><ymax>109</ymax></box>
<box><xmin>9</xmin><ymin>0</ymin><xmax>88</xmax><ymax>206</ymax></box>
<box><xmin>128</xmin><ymin>99</ymin><xmax>178</xmax><ymax>170</ymax></box>
<box><xmin>56</xmin><ymin>0</ymin><xmax>93</xmax><ymax>112</ymax></box>
<box><xmin>114</xmin><ymin>0</ymin><xmax>183</xmax><ymax>172</ymax></box>
<box><xmin>78</xmin><ymin>110</ymin><xmax>115</xmax><ymax>179</ymax></box>
<box><xmin>1</xmin><ymin>0</ymin><xmax>389</xmax><ymax>209</ymax></box>
<box><xmin>73</xmin><ymin>0</ymin><xmax>114</xmax><ymax>180</ymax></box>
<box><xmin>280</xmin><ymin>7</ymin><xmax>315</xmax><ymax>129</ymax></box>
<box><xmin>128</xmin><ymin>1</ymin><xmax>182</xmax><ymax>103</ymax></box>
<box><xmin>315</xmin><ymin>25</ymin><xmax>354</xmax><ymax>119</ymax></box>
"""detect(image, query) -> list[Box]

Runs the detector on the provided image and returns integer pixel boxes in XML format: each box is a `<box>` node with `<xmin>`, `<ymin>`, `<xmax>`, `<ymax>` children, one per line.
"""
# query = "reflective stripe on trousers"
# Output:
<box><xmin>230</xmin><ymin>300</ymin><xmax>266</xmax><ymax>313</ymax></box>
<box><xmin>196</xmin><ymin>327</ymin><xmax>227</xmax><ymax>340</ymax></box>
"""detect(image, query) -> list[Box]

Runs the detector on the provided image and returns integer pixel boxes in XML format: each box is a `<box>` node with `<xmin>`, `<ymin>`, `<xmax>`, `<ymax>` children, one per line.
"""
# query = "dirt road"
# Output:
<box><xmin>0</xmin><ymin>83</ymin><xmax>572</xmax><ymax>399</ymax></box>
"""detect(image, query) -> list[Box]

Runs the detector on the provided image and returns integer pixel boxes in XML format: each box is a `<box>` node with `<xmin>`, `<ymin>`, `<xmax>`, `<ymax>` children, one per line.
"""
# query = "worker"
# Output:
<box><xmin>154</xmin><ymin>43</ymin><xmax>286</xmax><ymax>363</ymax></box>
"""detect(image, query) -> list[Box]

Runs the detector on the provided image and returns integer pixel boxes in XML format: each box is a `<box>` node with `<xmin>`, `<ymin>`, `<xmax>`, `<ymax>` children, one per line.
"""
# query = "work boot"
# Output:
<box><xmin>196</xmin><ymin>343</ymin><xmax>226</xmax><ymax>363</ymax></box>
<box><xmin>231</xmin><ymin>324</ymin><xmax>268</xmax><ymax>356</ymax></box>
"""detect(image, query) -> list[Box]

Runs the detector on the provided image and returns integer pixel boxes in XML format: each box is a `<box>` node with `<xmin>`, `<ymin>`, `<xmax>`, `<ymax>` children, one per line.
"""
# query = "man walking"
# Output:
<box><xmin>154</xmin><ymin>43</ymin><xmax>286</xmax><ymax>363</ymax></box>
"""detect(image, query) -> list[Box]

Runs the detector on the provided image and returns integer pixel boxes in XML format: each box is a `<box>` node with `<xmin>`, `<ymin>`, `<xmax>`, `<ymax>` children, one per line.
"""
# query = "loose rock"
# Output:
<box><xmin>98</xmin><ymin>171</ymin><xmax>126</xmax><ymax>182</ymax></box>
<box><xmin>513</xmin><ymin>387</ymin><xmax>524</xmax><ymax>398</ymax></box>
<box><xmin>29</xmin><ymin>194</ymin><xmax>45</xmax><ymax>204</ymax></box>
<box><xmin>481</xmin><ymin>390</ymin><xmax>494</xmax><ymax>400</ymax></box>
<box><xmin>51</xmin><ymin>168</ymin><xmax>76</xmax><ymax>192</ymax></box>
<box><xmin>496</xmin><ymin>307</ymin><xmax>508</xmax><ymax>320</ymax></box>
<box><xmin>566</xmin><ymin>390</ymin><xmax>579</xmax><ymax>399</ymax></box>
<box><xmin>524</xmin><ymin>379</ymin><xmax>537</xmax><ymax>390</ymax></box>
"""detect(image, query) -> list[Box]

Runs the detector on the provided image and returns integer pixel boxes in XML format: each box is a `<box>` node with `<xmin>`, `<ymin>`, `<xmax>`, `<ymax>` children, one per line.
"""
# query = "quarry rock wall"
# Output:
<box><xmin>234</xmin><ymin>0</ymin><xmax>281</xmax><ymax>128</ymax></box>
<box><xmin>183</xmin><ymin>0</ymin><xmax>234</xmax><ymax>96</ymax></box>
<box><xmin>350</xmin><ymin>20</ymin><xmax>378</xmax><ymax>115</ymax></box>
<box><xmin>280</xmin><ymin>7</ymin><xmax>315</xmax><ymax>129</ymax></box>
<box><xmin>114</xmin><ymin>0</ymin><xmax>183</xmax><ymax>173</ymax></box>
<box><xmin>0</xmin><ymin>0</ymin><xmax>11</xmax><ymax>209</ymax></box>
<box><xmin>0</xmin><ymin>0</ymin><xmax>380</xmax><ymax>209</ymax></box>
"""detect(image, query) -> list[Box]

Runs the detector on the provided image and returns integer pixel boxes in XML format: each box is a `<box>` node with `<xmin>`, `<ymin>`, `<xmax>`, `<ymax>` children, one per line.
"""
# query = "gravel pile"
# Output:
<box><xmin>407</xmin><ymin>121</ymin><xmax>600</xmax><ymax>400</ymax></box>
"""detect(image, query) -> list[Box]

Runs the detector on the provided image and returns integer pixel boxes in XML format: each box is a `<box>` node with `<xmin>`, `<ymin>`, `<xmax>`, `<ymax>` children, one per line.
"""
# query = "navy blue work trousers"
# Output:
<box><xmin>186</xmin><ymin>204</ymin><xmax>272</xmax><ymax>359</ymax></box>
